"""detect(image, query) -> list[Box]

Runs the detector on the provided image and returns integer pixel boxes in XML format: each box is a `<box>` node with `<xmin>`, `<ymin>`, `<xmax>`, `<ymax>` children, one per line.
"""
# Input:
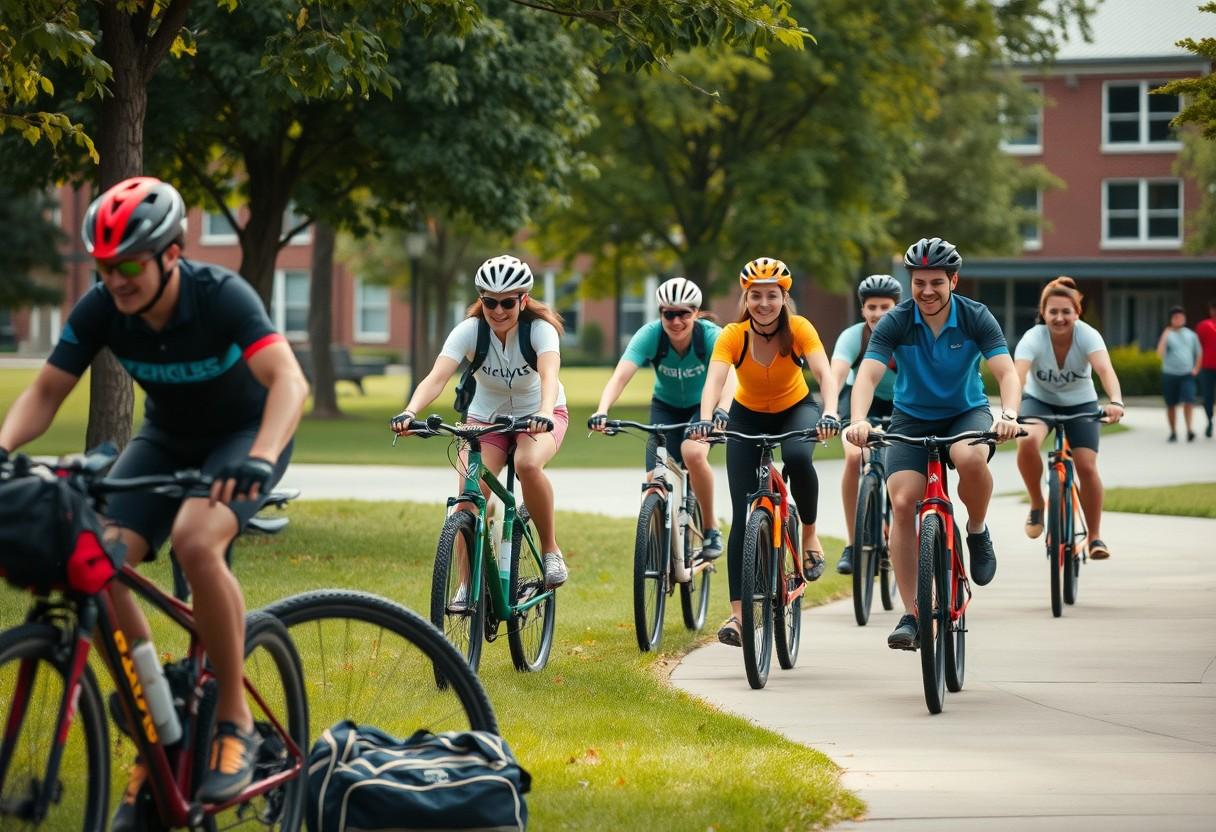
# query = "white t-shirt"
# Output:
<box><xmin>440</xmin><ymin>316</ymin><xmax>567</xmax><ymax>421</ymax></box>
<box><xmin>1014</xmin><ymin>321</ymin><xmax>1106</xmax><ymax>406</ymax></box>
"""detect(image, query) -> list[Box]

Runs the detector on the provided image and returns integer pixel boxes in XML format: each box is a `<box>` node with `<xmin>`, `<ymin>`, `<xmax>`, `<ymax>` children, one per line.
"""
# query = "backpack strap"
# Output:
<box><xmin>651</xmin><ymin>326</ymin><xmax>671</xmax><ymax>367</ymax></box>
<box><xmin>518</xmin><ymin>315</ymin><xmax>538</xmax><ymax>371</ymax></box>
<box><xmin>734</xmin><ymin>330</ymin><xmax>749</xmax><ymax>368</ymax></box>
<box><xmin>453</xmin><ymin>318</ymin><xmax>492</xmax><ymax>418</ymax></box>
<box><xmin>692</xmin><ymin>319</ymin><xmax>708</xmax><ymax>362</ymax></box>
<box><xmin>470</xmin><ymin>316</ymin><xmax>492</xmax><ymax>374</ymax></box>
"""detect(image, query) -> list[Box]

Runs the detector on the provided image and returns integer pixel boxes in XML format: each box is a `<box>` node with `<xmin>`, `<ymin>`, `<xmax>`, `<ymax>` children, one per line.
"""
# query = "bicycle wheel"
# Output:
<box><xmin>1063</xmin><ymin>486</ymin><xmax>1081</xmax><ymax>606</ymax></box>
<box><xmin>879</xmin><ymin>499</ymin><xmax>896</xmax><ymax>610</ymax></box>
<box><xmin>945</xmin><ymin>525</ymin><xmax>966</xmax><ymax>693</ymax></box>
<box><xmin>431</xmin><ymin>510</ymin><xmax>486</xmax><ymax>676</ymax></box>
<box><xmin>1047</xmin><ymin>471</ymin><xmax>1064</xmax><ymax>618</ymax></box>
<box><xmin>0</xmin><ymin>624</ymin><xmax>108</xmax><ymax>831</ymax></box>
<box><xmin>775</xmin><ymin>506</ymin><xmax>802</xmax><ymax>670</ymax></box>
<box><xmin>680</xmin><ymin>495</ymin><xmax>710</xmax><ymax>631</ymax></box>
<box><xmin>917</xmin><ymin>514</ymin><xmax>947</xmax><ymax>715</ymax></box>
<box><xmin>507</xmin><ymin>505</ymin><xmax>556</xmax><ymax>672</ymax></box>
<box><xmin>852</xmin><ymin>473</ymin><xmax>881</xmax><ymax>626</ymax></box>
<box><xmin>633</xmin><ymin>492</ymin><xmax>668</xmax><ymax>652</ymax></box>
<box><xmin>739</xmin><ymin>509</ymin><xmax>775</xmax><ymax>690</ymax></box>
<box><xmin>263</xmin><ymin>590</ymin><xmax>498</xmax><ymax>740</ymax></box>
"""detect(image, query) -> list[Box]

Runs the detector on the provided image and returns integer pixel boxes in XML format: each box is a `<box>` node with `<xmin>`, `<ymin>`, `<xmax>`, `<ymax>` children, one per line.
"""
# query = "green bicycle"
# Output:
<box><xmin>400</xmin><ymin>415</ymin><xmax>558</xmax><ymax>676</ymax></box>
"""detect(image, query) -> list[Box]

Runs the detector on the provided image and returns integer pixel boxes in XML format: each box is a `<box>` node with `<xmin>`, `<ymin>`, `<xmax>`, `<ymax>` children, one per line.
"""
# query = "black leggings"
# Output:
<box><xmin>725</xmin><ymin>395</ymin><xmax>821</xmax><ymax>601</ymax></box>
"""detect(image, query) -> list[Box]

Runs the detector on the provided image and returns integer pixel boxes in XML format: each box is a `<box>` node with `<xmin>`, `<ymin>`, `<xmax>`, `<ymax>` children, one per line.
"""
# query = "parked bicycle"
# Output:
<box><xmin>862</xmin><ymin>428</ymin><xmax>1021</xmax><ymax>714</ymax></box>
<box><xmin>715</xmin><ymin>427</ymin><xmax>814</xmax><ymax>690</ymax></box>
<box><xmin>1019</xmin><ymin>412</ymin><xmax>1104</xmax><ymax>617</ymax></box>
<box><xmin>0</xmin><ymin>450</ymin><xmax>308</xmax><ymax>831</ymax></box>
<box><xmin>399</xmin><ymin>415</ymin><xmax>557</xmax><ymax>676</ymax></box>
<box><xmin>594</xmin><ymin>419</ymin><xmax>716</xmax><ymax>651</ymax></box>
<box><xmin>848</xmin><ymin>416</ymin><xmax>896</xmax><ymax>626</ymax></box>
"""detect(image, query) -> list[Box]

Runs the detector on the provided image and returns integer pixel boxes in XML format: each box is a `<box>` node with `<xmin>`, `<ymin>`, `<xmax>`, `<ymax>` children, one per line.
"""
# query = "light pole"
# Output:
<box><xmin>405</xmin><ymin>227</ymin><xmax>428</xmax><ymax>392</ymax></box>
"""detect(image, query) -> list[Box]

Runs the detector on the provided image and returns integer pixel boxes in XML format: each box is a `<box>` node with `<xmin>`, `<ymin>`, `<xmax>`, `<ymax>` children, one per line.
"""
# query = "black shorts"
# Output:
<box><xmin>647</xmin><ymin>398</ymin><xmax>700</xmax><ymax>469</ymax></box>
<box><xmin>839</xmin><ymin>385</ymin><xmax>895</xmax><ymax>423</ymax></box>
<box><xmin>1020</xmin><ymin>395</ymin><xmax>1100</xmax><ymax>452</ymax></box>
<box><xmin>884</xmin><ymin>406</ymin><xmax>994</xmax><ymax>477</ymax></box>
<box><xmin>105</xmin><ymin>422</ymin><xmax>292</xmax><ymax>559</ymax></box>
<box><xmin>1162</xmin><ymin>372</ymin><xmax>1197</xmax><ymax>407</ymax></box>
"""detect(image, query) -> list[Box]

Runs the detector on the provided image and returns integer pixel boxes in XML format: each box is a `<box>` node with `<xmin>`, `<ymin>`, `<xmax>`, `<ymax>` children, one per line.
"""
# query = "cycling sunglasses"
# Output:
<box><xmin>480</xmin><ymin>294</ymin><xmax>525</xmax><ymax>311</ymax></box>
<box><xmin>661</xmin><ymin>308</ymin><xmax>694</xmax><ymax>321</ymax></box>
<box><xmin>95</xmin><ymin>259</ymin><xmax>148</xmax><ymax>278</ymax></box>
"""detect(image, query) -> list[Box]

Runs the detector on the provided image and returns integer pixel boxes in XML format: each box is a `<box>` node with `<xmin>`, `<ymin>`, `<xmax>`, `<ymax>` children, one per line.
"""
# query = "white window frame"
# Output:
<box><xmin>1000</xmin><ymin>82</ymin><xmax>1043</xmax><ymax>155</ymax></box>
<box><xmin>353</xmin><ymin>278</ymin><xmax>391</xmax><ymax>343</ymax></box>
<box><xmin>201</xmin><ymin>211</ymin><xmax>239</xmax><ymax>245</ymax></box>
<box><xmin>1015</xmin><ymin>187</ymin><xmax>1043</xmax><ymax>251</ymax></box>
<box><xmin>282</xmin><ymin>202</ymin><xmax>311</xmax><ymax>246</ymax></box>
<box><xmin>1101</xmin><ymin>80</ymin><xmax>1182</xmax><ymax>153</ymax></box>
<box><xmin>1100</xmin><ymin>178</ymin><xmax>1183</xmax><ymax>250</ymax></box>
<box><xmin>271</xmin><ymin>269</ymin><xmax>311</xmax><ymax>339</ymax></box>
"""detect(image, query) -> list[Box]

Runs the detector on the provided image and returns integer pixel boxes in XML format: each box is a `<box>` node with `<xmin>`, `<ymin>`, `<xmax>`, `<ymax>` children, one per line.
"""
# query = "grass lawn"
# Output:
<box><xmin>0</xmin><ymin>502</ymin><xmax>861</xmax><ymax>830</ymax></box>
<box><xmin>1102</xmin><ymin>482</ymin><xmax>1216</xmax><ymax>519</ymax></box>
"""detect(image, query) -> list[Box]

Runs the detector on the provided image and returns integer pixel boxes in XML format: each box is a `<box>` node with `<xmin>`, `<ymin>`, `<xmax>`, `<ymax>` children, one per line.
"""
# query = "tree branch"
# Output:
<box><xmin>144</xmin><ymin>0</ymin><xmax>193</xmax><ymax>83</ymax></box>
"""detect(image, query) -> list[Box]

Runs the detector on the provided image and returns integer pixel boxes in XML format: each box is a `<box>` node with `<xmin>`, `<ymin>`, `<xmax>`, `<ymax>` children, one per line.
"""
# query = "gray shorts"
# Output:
<box><xmin>1162</xmin><ymin>372</ymin><xmax>1197</xmax><ymax>407</ymax></box>
<box><xmin>105</xmin><ymin>422</ymin><xmax>292</xmax><ymax>559</ymax></box>
<box><xmin>1020</xmin><ymin>395</ymin><xmax>1100</xmax><ymax>452</ymax></box>
<box><xmin>884</xmin><ymin>406</ymin><xmax>994</xmax><ymax>477</ymax></box>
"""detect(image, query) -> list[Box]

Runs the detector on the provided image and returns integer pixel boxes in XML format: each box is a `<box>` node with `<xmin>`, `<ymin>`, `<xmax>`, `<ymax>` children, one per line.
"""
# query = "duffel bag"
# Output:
<box><xmin>0</xmin><ymin>470</ymin><xmax>120</xmax><ymax>594</ymax></box>
<box><xmin>307</xmin><ymin>721</ymin><xmax>531</xmax><ymax>832</ymax></box>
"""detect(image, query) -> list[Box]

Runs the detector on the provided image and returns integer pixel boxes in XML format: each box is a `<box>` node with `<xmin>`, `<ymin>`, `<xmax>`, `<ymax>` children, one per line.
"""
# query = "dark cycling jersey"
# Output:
<box><xmin>48</xmin><ymin>259</ymin><xmax>285</xmax><ymax>436</ymax></box>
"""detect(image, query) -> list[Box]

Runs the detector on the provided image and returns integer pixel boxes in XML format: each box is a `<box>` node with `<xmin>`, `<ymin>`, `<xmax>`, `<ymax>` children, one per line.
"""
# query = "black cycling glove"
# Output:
<box><xmin>216</xmin><ymin>456</ymin><xmax>275</xmax><ymax>499</ymax></box>
<box><xmin>0</xmin><ymin>446</ymin><xmax>9</xmax><ymax>465</ymax></box>
<box><xmin>527</xmin><ymin>415</ymin><xmax>555</xmax><ymax>432</ymax></box>
<box><xmin>712</xmin><ymin>408</ymin><xmax>730</xmax><ymax>431</ymax></box>
<box><xmin>390</xmin><ymin>410</ymin><xmax>417</xmax><ymax>434</ymax></box>
<box><xmin>588</xmin><ymin>413</ymin><xmax>608</xmax><ymax>431</ymax></box>
<box><xmin>685</xmin><ymin>420</ymin><xmax>714</xmax><ymax>439</ymax></box>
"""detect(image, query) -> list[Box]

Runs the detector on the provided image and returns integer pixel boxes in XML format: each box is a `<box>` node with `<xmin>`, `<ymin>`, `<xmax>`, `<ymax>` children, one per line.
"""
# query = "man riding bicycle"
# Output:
<box><xmin>0</xmin><ymin>177</ymin><xmax>308</xmax><ymax>827</ymax></box>
<box><xmin>844</xmin><ymin>237</ymin><xmax>1020</xmax><ymax>650</ymax></box>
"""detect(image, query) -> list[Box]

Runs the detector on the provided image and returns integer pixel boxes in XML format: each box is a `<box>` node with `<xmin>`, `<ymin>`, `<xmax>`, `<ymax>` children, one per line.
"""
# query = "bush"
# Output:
<box><xmin>579</xmin><ymin>321</ymin><xmax>605</xmax><ymax>358</ymax></box>
<box><xmin>980</xmin><ymin>344</ymin><xmax>1162</xmax><ymax>397</ymax></box>
<box><xmin>351</xmin><ymin>346</ymin><xmax>404</xmax><ymax>364</ymax></box>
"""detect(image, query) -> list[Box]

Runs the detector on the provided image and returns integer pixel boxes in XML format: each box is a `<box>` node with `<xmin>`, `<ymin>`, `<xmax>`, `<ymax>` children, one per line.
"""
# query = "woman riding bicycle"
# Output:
<box><xmin>689</xmin><ymin>258</ymin><xmax>840</xmax><ymax>647</ymax></box>
<box><xmin>1014</xmin><ymin>277</ymin><xmax>1125</xmax><ymax>559</ymax></box>
<box><xmin>831</xmin><ymin>274</ymin><xmax>902</xmax><ymax>575</ymax></box>
<box><xmin>589</xmin><ymin>277</ymin><xmax>730</xmax><ymax>559</ymax></box>
<box><xmin>391</xmin><ymin>255</ymin><xmax>570</xmax><ymax>588</ymax></box>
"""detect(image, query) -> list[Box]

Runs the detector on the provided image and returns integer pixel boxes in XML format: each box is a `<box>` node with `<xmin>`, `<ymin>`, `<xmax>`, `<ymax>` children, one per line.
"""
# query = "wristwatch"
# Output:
<box><xmin>1000</xmin><ymin>408</ymin><xmax>1019</xmax><ymax>422</ymax></box>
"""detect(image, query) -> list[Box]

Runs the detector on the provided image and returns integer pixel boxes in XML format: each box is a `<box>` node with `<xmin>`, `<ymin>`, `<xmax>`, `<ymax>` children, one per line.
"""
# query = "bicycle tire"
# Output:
<box><xmin>945</xmin><ymin>525</ymin><xmax>966</xmax><ymax>693</ymax></box>
<box><xmin>0</xmin><ymin>624</ymin><xmax>109</xmax><ymax>832</ymax></box>
<box><xmin>262</xmin><ymin>590</ymin><xmax>498</xmax><ymax>739</ymax></box>
<box><xmin>739</xmin><ymin>509</ymin><xmax>775</xmax><ymax>690</ymax></box>
<box><xmin>1063</xmin><ymin>487</ymin><xmax>1081</xmax><ymax>606</ymax></box>
<box><xmin>774</xmin><ymin>505</ymin><xmax>802</xmax><ymax>670</ymax></box>
<box><xmin>917</xmin><ymin>514</ymin><xmax>947</xmax><ymax>714</ymax></box>
<box><xmin>680</xmin><ymin>495</ymin><xmax>710</xmax><ymax>631</ymax></box>
<box><xmin>508</xmin><ymin>505</ymin><xmax>556</xmax><ymax>672</ymax></box>
<box><xmin>879</xmin><ymin>500</ymin><xmax>895</xmax><ymax>611</ymax></box>
<box><xmin>852</xmin><ymin>473</ymin><xmax>881</xmax><ymax>626</ymax></box>
<box><xmin>633</xmin><ymin>492</ymin><xmax>668</xmax><ymax>652</ymax></box>
<box><xmin>1047</xmin><ymin>472</ymin><xmax>1064</xmax><ymax>618</ymax></box>
<box><xmin>431</xmin><ymin>510</ymin><xmax>486</xmax><ymax>677</ymax></box>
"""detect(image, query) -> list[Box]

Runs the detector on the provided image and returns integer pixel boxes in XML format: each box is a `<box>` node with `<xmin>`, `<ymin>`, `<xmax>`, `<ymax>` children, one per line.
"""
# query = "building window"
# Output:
<box><xmin>977</xmin><ymin>280</ymin><xmax>1041</xmax><ymax>347</ymax></box>
<box><xmin>201</xmin><ymin>212</ymin><xmax>239</xmax><ymax>245</ymax></box>
<box><xmin>1001</xmin><ymin>83</ymin><xmax>1043</xmax><ymax>154</ymax></box>
<box><xmin>282</xmin><ymin>203</ymin><xmax>311</xmax><ymax>245</ymax></box>
<box><xmin>1102</xmin><ymin>179</ymin><xmax>1182</xmax><ymax>248</ymax></box>
<box><xmin>543</xmin><ymin>269</ymin><xmax>582</xmax><ymax>344</ymax></box>
<box><xmin>1103</xmin><ymin>81</ymin><xmax>1181</xmax><ymax>149</ymax></box>
<box><xmin>354</xmin><ymin>279</ymin><xmax>390</xmax><ymax>342</ymax></box>
<box><xmin>272</xmin><ymin>269</ymin><xmax>310</xmax><ymax>338</ymax></box>
<box><xmin>618</xmin><ymin>276</ymin><xmax>658</xmax><ymax>350</ymax></box>
<box><xmin>1013</xmin><ymin>188</ymin><xmax>1042</xmax><ymax>250</ymax></box>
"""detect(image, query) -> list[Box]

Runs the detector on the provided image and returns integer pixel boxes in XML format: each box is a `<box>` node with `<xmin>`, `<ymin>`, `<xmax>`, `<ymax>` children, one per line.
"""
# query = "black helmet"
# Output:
<box><xmin>858</xmin><ymin>274</ymin><xmax>902</xmax><ymax>302</ymax></box>
<box><xmin>904</xmin><ymin>237</ymin><xmax>962</xmax><ymax>274</ymax></box>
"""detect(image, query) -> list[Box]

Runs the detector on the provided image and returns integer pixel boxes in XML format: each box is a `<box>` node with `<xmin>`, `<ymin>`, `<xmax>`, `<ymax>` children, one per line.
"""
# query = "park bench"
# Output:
<box><xmin>293</xmin><ymin>345</ymin><xmax>390</xmax><ymax>395</ymax></box>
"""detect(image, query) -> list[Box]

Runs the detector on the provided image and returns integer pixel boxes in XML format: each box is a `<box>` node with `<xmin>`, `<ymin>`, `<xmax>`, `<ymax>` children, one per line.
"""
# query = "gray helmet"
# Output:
<box><xmin>474</xmin><ymin>255</ymin><xmax>534</xmax><ymax>294</ymax></box>
<box><xmin>903</xmin><ymin>237</ymin><xmax>962</xmax><ymax>273</ymax></box>
<box><xmin>858</xmin><ymin>274</ymin><xmax>902</xmax><ymax>302</ymax></box>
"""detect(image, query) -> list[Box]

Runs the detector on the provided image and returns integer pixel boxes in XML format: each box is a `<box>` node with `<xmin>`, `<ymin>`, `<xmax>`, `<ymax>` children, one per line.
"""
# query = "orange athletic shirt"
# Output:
<box><xmin>711</xmin><ymin>315</ymin><xmax>825</xmax><ymax>413</ymax></box>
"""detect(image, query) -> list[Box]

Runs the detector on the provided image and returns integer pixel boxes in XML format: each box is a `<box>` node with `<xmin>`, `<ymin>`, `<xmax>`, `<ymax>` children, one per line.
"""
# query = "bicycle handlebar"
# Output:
<box><xmin>400</xmin><ymin>413</ymin><xmax>547</xmax><ymax>441</ymax></box>
<box><xmin>597</xmin><ymin>419</ymin><xmax>725</xmax><ymax>445</ymax></box>
<box><xmin>715</xmin><ymin>427</ymin><xmax>820</xmax><ymax>445</ymax></box>
<box><xmin>1017</xmin><ymin>411</ymin><xmax>1106</xmax><ymax>427</ymax></box>
<box><xmin>1</xmin><ymin>451</ymin><xmax>213</xmax><ymax>498</ymax></box>
<box><xmin>863</xmin><ymin>429</ymin><xmax>1025</xmax><ymax>449</ymax></box>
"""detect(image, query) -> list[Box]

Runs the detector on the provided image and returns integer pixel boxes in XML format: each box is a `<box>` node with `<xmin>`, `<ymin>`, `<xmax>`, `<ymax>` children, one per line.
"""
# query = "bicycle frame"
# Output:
<box><xmin>4</xmin><ymin>567</ymin><xmax>303</xmax><ymax>828</ymax></box>
<box><xmin>1047</xmin><ymin>428</ymin><xmax>1086</xmax><ymax>565</ymax></box>
<box><xmin>915</xmin><ymin>446</ymin><xmax>971</xmax><ymax>623</ymax></box>
<box><xmin>643</xmin><ymin>436</ymin><xmax>713</xmax><ymax>587</ymax></box>
<box><xmin>447</xmin><ymin>437</ymin><xmax>554</xmax><ymax>623</ymax></box>
<box><xmin>744</xmin><ymin>442</ymin><xmax>806</xmax><ymax>609</ymax></box>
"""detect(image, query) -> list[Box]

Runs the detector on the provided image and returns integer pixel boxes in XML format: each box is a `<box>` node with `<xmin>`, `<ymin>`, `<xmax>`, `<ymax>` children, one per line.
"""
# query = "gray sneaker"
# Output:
<box><xmin>543</xmin><ymin>551</ymin><xmax>568</xmax><ymax>588</ymax></box>
<box><xmin>887</xmin><ymin>613</ymin><xmax>918</xmax><ymax>651</ymax></box>
<box><xmin>701</xmin><ymin>528</ymin><xmax>723</xmax><ymax>561</ymax></box>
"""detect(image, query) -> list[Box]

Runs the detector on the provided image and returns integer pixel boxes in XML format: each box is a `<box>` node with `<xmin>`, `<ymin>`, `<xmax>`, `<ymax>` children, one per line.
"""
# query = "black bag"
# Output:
<box><xmin>453</xmin><ymin>316</ymin><xmax>537</xmax><ymax>419</ymax></box>
<box><xmin>650</xmin><ymin>318</ymin><xmax>709</xmax><ymax>366</ymax></box>
<box><xmin>0</xmin><ymin>471</ymin><xmax>120</xmax><ymax>594</ymax></box>
<box><xmin>307</xmin><ymin>721</ymin><xmax>531</xmax><ymax>832</ymax></box>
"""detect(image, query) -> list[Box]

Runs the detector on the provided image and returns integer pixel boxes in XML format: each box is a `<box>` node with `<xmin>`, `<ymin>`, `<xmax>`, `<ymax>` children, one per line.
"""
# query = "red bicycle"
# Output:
<box><xmin>717</xmin><ymin>428</ymin><xmax>813</xmax><ymax>689</ymax></box>
<box><xmin>864</xmin><ymin>429</ymin><xmax>1015</xmax><ymax>714</ymax></box>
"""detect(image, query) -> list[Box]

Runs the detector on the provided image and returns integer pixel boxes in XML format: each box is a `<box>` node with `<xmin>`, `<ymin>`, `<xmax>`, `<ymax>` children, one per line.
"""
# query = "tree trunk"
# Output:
<box><xmin>241</xmin><ymin>162</ymin><xmax>293</xmax><ymax>306</ymax></box>
<box><xmin>613</xmin><ymin>249</ymin><xmax>623</xmax><ymax>354</ymax></box>
<box><xmin>307</xmin><ymin>221</ymin><xmax>340</xmax><ymax>417</ymax></box>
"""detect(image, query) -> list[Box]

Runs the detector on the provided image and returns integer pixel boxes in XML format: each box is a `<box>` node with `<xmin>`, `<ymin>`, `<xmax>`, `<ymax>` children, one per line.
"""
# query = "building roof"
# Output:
<box><xmin>960</xmin><ymin>257</ymin><xmax>1216</xmax><ymax>280</ymax></box>
<box><xmin>1045</xmin><ymin>0</ymin><xmax>1214</xmax><ymax>64</ymax></box>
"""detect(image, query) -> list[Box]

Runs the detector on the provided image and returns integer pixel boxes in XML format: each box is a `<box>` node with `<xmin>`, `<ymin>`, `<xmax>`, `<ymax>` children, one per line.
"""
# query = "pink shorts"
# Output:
<box><xmin>471</xmin><ymin>407</ymin><xmax>569</xmax><ymax>456</ymax></box>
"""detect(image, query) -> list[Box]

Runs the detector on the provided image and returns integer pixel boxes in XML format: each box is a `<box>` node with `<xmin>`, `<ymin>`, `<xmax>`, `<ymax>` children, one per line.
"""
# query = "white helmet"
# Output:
<box><xmin>475</xmin><ymin>255</ymin><xmax>534</xmax><ymax>294</ymax></box>
<box><xmin>655</xmin><ymin>276</ymin><xmax>702</xmax><ymax>308</ymax></box>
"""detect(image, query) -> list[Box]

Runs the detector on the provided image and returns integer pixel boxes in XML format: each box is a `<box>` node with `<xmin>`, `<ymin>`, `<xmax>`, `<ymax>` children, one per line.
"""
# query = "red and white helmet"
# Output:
<box><xmin>82</xmin><ymin>176</ymin><xmax>186</xmax><ymax>260</ymax></box>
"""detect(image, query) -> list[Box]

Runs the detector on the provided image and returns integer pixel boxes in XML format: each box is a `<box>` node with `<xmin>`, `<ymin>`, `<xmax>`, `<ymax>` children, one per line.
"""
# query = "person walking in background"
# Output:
<box><xmin>1195</xmin><ymin>300</ymin><xmax>1216</xmax><ymax>439</ymax></box>
<box><xmin>1156</xmin><ymin>305</ymin><xmax>1202</xmax><ymax>443</ymax></box>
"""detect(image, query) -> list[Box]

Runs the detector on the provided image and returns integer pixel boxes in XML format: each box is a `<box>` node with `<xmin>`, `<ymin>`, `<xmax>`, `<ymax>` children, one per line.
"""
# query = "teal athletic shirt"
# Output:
<box><xmin>833</xmin><ymin>321</ymin><xmax>897</xmax><ymax>401</ymax></box>
<box><xmin>621</xmin><ymin>319</ymin><xmax>722</xmax><ymax>409</ymax></box>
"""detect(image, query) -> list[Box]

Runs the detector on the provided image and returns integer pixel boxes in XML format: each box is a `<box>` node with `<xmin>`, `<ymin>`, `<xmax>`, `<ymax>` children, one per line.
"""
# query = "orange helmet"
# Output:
<box><xmin>739</xmin><ymin>257</ymin><xmax>792</xmax><ymax>291</ymax></box>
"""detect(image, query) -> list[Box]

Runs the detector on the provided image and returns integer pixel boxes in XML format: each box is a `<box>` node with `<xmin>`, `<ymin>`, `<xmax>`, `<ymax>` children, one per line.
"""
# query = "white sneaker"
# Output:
<box><xmin>543</xmin><ymin>552</ymin><xmax>568</xmax><ymax>588</ymax></box>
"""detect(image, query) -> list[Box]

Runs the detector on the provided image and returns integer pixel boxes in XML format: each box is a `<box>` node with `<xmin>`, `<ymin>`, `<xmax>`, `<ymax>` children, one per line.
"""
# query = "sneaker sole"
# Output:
<box><xmin>887</xmin><ymin>637</ymin><xmax>918</xmax><ymax>651</ymax></box>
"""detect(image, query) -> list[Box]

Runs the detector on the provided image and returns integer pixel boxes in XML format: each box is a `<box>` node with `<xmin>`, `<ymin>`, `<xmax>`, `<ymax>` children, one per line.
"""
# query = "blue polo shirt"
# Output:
<box><xmin>862</xmin><ymin>294</ymin><xmax>1008</xmax><ymax>420</ymax></box>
